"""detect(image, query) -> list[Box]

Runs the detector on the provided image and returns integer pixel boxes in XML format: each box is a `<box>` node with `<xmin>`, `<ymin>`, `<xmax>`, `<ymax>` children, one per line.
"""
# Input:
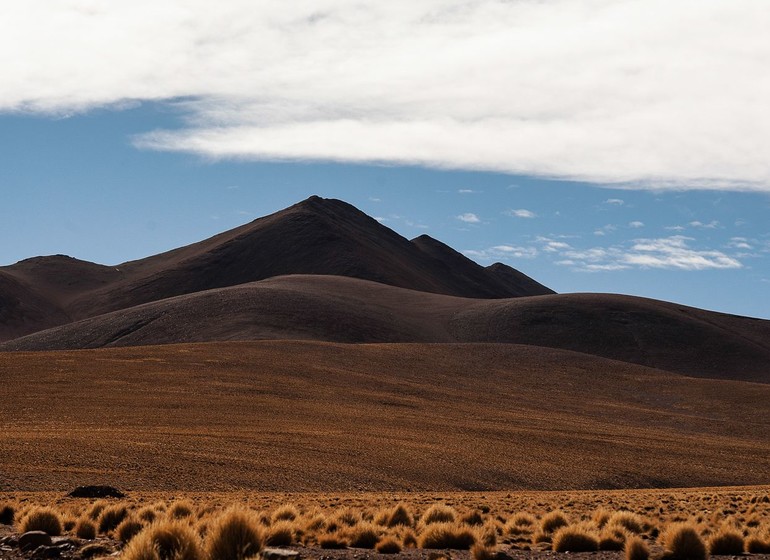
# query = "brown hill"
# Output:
<box><xmin>2</xmin><ymin>341</ymin><xmax>769</xmax><ymax>491</ymax></box>
<box><xmin>0</xmin><ymin>196</ymin><xmax>552</xmax><ymax>339</ymax></box>
<box><xmin>4</xmin><ymin>275</ymin><xmax>768</xmax><ymax>383</ymax></box>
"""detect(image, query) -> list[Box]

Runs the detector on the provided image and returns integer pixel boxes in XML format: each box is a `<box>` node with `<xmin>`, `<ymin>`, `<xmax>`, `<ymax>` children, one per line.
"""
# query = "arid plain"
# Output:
<box><xmin>2</xmin><ymin>197</ymin><xmax>770</xmax><ymax>559</ymax></box>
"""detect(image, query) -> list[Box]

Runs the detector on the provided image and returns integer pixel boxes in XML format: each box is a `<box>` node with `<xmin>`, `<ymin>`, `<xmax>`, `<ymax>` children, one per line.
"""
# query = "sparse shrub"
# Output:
<box><xmin>376</xmin><ymin>537</ymin><xmax>402</xmax><ymax>554</ymax></box>
<box><xmin>662</xmin><ymin>523</ymin><xmax>707</xmax><ymax>560</ymax></box>
<box><xmin>746</xmin><ymin>534</ymin><xmax>770</xmax><ymax>553</ymax></box>
<box><xmin>625</xmin><ymin>535</ymin><xmax>649</xmax><ymax>560</ymax></box>
<box><xmin>608</xmin><ymin>511</ymin><xmax>646</xmax><ymax>535</ymax></box>
<box><xmin>138</xmin><ymin>507</ymin><xmax>157</xmax><ymax>523</ymax></box>
<box><xmin>319</xmin><ymin>533</ymin><xmax>348</xmax><ymax>549</ymax></box>
<box><xmin>552</xmin><ymin>524</ymin><xmax>599</xmax><ymax>552</ymax></box>
<box><xmin>88</xmin><ymin>500</ymin><xmax>108</xmax><ymax>521</ymax></box>
<box><xmin>540</xmin><ymin>511</ymin><xmax>569</xmax><ymax>534</ymax></box>
<box><xmin>348</xmin><ymin>522</ymin><xmax>379</xmax><ymax>548</ymax></box>
<box><xmin>418</xmin><ymin>522</ymin><xmax>476</xmax><ymax>549</ymax></box>
<box><xmin>205</xmin><ymin>508</ymin><xmax>264</xmax><ymax>560</ymax></box>
<box><xmin>98</xmin><ymin>504</ymin><xmax>128</xmax><ymax>533</ymax></box>
<box><xmin>421</xmin><ymin>504</ymin><xmax>457</xmax><ymax>525</ymax></box>
<box><xmin>599</xmin><ymin>526</ymin><xmax>628</xmax><ymax>550</ymax></box>
<box><xmin>75</xmin><ymin>517</ymin><xmax>97</xmax><ymax>539</ymax></box>
<box><xmin>169</xmin><ymin>501</ymin><xmax>195</xmax><ymax>519</ymax></box>
<box><xmin>265</xmin><ymin>520</ymin><xmax>295</xmax><ymax>546</ymax></box>
<box><xmin>471</xmin><ymin>543</ymin><xmax>496</xmax><ymax>560</ymax></box>
<box><xmin>20</xmin><ymin>507</ymin><xmax>63</xmax><ymax>536</ymax></box>
<box><xmin>0</xmin><ymin>504</ymin><xmax>14</xmax><ymax>525</ymax></box>
<box><xmin>386</xmin><ymin>503</ymin><xmax>414</xmax><ymax>528</ymax></box>
<box><xmin>462</xmin><ymin>511</ymin><xmax>485</xmax><ymax>526</ymax></box>
<box><xmin>708</xmin><ymin>527</ymin><xmax>744</xmax><ymax>555</ymax></box>
<box><xmin>271</xmin><ymin>504</ymin><xmax>299</xmax><ymax>523</ymax></box>
<box><xmin>117</xmin><ymin>517</ymin><xmax>145</xmax><ymax>544</ymax></box>
<box><xmin>593</xmin><ymin>508</ymin><xmax>612</xmax><ymax>528</ymax></box>
<box><xmin>121</xmin><ymin>520</ymin><xmax>203</xmax><ymax>560</ymax></box>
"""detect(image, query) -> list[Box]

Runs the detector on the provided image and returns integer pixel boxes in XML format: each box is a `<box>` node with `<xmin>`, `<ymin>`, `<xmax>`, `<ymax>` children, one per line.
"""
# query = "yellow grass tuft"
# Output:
<box><xmin>376</xmin><ymin>536</ymin><xmax>402</xmax><ymax>554</ymax></box>
<box><xmin>271</xmin><ymin>504</ymin><xmax>300</xmax><ymax>523</ymax></box>
<box><xmin>205</xmin><ymin>507</ymin><xmax>264</xmax><ymax>560</ymax></box>
<box><xmin>19</xmin><ymin>507</ymin><xmax>63</xmax><ymax>536</ymax></box>
<box><xmin>552</xmin><ymin>524</ymin><xmax>600</xmax><ymax>552</ymax></box>
<box><xmin>74</xmin><ymin>517</ymin><xmax>97</xmax><ymax>540</ymax></box>
<box><xmin>418</xmin><ymin>522</ymin><xmax>477</xmax><ymax>549</ymax></box>
<box><xmin>169</xmin><ymin>500</ymin><xmax>196</xmax><ymax>520</ymax></box>
<box><xmin>117</xmin><ymin>516</ymin><xmax>145</xmax><ymax>544</ymax></box>
<box><xmin>540</xmin><ymin>511</ymin><xmax>569</xmax><ymax>534</ymax></box>
<box><xmin>420</xmin><ymin>504</ymin><xmax>457</xmax><ymax>525</ymax></box>
<box><xmin>98</xmin><ymin>504</ymin><xmax>128</xmax><ymax>533</ymax></box>
<box><xmin>347</xmin><ymin>522</ymin><xmax>380</xmax><ymax>549</ymax></box>
<box><xmin>625</xmin><ymin>535</ymin><xmax>649</xmax><ymax>560</ymax></box>
<box><xmin>471</xmin><ymin>543</ymin><xmax>496</xmax><ymax>560</ymax></box>
<box><xmin>318</xmin><ymin>533</ymin><xmax>348</xmax><ymax>549</ymax></box>
<box><xmin>608</xmin><ymin>511</ymin><xmax>647</xmax><ymax>534</ymax></box>
<box><xmin>122</xmin><ymin>520</ymin><xmax>203</xmax><ymax>560</ymax></box>
<box><xmin>386</xmin><ymin>503</ymin><xmax>414</xmax><ymax>528</ymax></box>
<box><xmin>265</xmin><ymin>520</ymin><xmax>296</xmax><ymax>547</ymax></box>
<box><xmin>708</xmin><ymin>526</ymin><xmax>744</xmax><ymax>555</ymax></box>
<box><xmin>662</xmin><ymin>523</ymin><xmax>707</xmax><ymax>560</ymax></box>
<box><xmin>0</xmin><ymin>504</ymin><xmax>15</xmax><ymax>526</ymax></box>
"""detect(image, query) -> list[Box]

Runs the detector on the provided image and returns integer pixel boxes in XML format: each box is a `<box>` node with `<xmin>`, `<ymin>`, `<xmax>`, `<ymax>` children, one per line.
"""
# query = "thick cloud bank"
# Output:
<box><xmin>3</xmin><ymin>0</ymin><xmax>769</xmax><ymax>190</ymax></box>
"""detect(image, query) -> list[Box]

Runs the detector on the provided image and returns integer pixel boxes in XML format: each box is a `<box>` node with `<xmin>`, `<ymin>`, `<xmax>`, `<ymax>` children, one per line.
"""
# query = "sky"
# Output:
<box><xmin>1</xmin><ymin>1</ymin><xmax>769</xmax><ymax>319</ymax></box>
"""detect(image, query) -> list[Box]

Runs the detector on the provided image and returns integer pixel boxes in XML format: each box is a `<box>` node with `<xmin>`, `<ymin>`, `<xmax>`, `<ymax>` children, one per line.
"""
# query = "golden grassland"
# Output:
<box><xmin>2</xmin><ymin>487</ymin><xmax>770</xmax><ymax>558</ymax></box>
<box><xmin>2</xmin><ymin>341</ymin><xmax>770</xmax><ymax>491</ymax></box>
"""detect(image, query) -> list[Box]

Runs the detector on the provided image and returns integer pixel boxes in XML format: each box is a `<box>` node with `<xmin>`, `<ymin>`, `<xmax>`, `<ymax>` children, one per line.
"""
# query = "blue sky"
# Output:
<box><xmin>1</xmin><ymin>1</ymin><xmax>769</xmax><ymax>319</ymax></box>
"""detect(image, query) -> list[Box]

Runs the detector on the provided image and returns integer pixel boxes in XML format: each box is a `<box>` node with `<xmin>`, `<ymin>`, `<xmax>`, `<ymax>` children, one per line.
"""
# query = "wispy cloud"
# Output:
<box><xmin>2</xmin><ymin>1</ymin><xmax>769</xmax><ymax>190</ymax></box>
<box><xmin>628</xmin><ymin>221</ymin><xmax>645</xmax><ymax>228</ymax></box>
<box><xmin>605</xmin><ymin>198</ymin><xmax>624</xmax><ymax>206</ymax></box>
<box><xmin>465</xmin><ymin>245</ymin><xmax>538</xmax><ymax>261</ymax></box>
<box><xmin>457</xmin><ymin>212</ymin><xmax>481</xmax><ymax>224</ymax></box>
<box><xmin>559</xmin><ymin>236</ymin><xmax>742</xmax><ymax>271</ymax></box>
<box><xmin>505</xmin><ymin>209</ymin><xmax>537</xmax><ymax>219</ymax></box>
<box><xmin>458</xmin><ymin>189</ymin><xmax>479</xmax><ymax>194</ymax></box>
<box><xmin>689</xmin><ymin>220</ymin><xmax>720</xmax><ymax>229</ymax></box>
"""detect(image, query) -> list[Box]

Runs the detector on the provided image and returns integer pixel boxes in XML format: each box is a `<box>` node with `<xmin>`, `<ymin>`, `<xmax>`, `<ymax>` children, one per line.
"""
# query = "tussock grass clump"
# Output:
<box><xmin>625</xmin><ymin>535</ymin><xmax>649</xmax><ymax>560</ymax></box>
<box><xmin>330</xmin><ymin>507</ymin><xmax>360</xmax><ymax>528</ymax></box>
<box><xmin>121</xmin><ymin>520</ymin><xmax>203</xmax><ymax>560</ymax></box>
<box><xmin>169</xmin><ymin>500</ymin><xmax>196</xmax><ymax>519</ymax></box>
<box><xmin>347</xmin><ymin>522</ymin><xmax>380</xmax><ymax>549</ymax></box>
<box><xmin>662</xmin><ymin>523</ymin><xmax>707</xmax><ymax>560</ymax></box>
<box><xmin>98</xmin><ymin>504</ymin><xmax>128</xmax><ymax>533</ymax></box>
<box><xmin>62</xmin><ymin>515</ymin><xmax>77</xmax><ymax>532</ymax></box>
<box><xmin>75</xmin><ymin>517</ymin><xmax>97</xmax><ymax>539</ymax></box>
<box><xmin>462</xmin><ymin>511</ymin><xmax>485</xmax><ymax>526</ymax></box>
<box><xmin>117</xmin><ymin>516</ymin><xmax>145</xmax><ymax>544</ymax></box>
<box><xmin>471</xmin><ymin>543</ymin><xmax>496</xmax><ymax>560</ymax></box>
<box><xmin>87</xmin><ymin>500</ymin><xmax>108</xmax><ymax>521</ymax></box>
<box><xmin>418</xmin><ymin>522</ymin><xmax>477</xmax><ymax>549</ymax></box>
<box><xmin>552</xmin><ymin>524</ymin><xmax>600</xmax><ymax>552</ymax></box>
<box><xmin>420</xmin><ymin>504</ymin><xmax>457</xmax><ymax>525</ymax></box>
<box><xmin>401</xmin><ymin>528</ymin><xmax>418</xmax><ymax>548</ymax></box>
<box><xmin>0</xmin><ymin>504</ymin><xmax>14</xmax><ymax>526</ymax></box>
<box><xmin>746</xmin><ymin>534</ymin><xmax>770</xmax><ymax>554</ymax></box>
<box><xmin>386</xmin><ymin>503</ymin><xmax>414</xmax><ymax>528</ymax></box>
<box><xmin>265</xmin><ymin>520</ymin><xmax>295</xmax><ymax>547</ymax></box>
<box><xmin>319</xmin><ymin>533</ymin><xmax>348</xmax><ymax>549</ymax></box>
<box><xmin>138</xmin><ymin>507</ymin><xmax>157</xmax><ymax>523</ymax></box>
<box><xmin>508</xmin><ymin>512</ymin><xmax>536</xmax><ymax>529</ymax></box>
<box><xmin>540</xmin><ymin>511</ymin><xmax>569</xmax><ymax>534</ymax></box>
<box><xmin>593</xmin><ymin>508</ymin><xmax>612</xmax><ymax>528</ymax></box>
<box><xmin>708</xmin><ymin>527</ymin><xmax>744</xmax><ymax>555</ymax></box>
<box><xmin>271</xmin><ymin>504</ymin><xmax>299</xmax><ymax>523</ymax></box>
<box><xmin>608</xmin><ymin>511</ymin><xmax>646</xmax><ymax>534</ymax></box>
<box><xmin>205</xmin><ymin>508</ymin><xmax>264</xmax><ymax>560</ymax></box>
<box><xmin>599</xmin><ymin>526</ymin><xmax>628</xmax><ymax>551</ymax></box>
<box><xmin>305</xmin><ymin>514</ymin><xmax>327</xmax><ymax>532</ymax></box>
<box><xmin>376</xmin><ymin>536</ymin><xmax>402</xmax><ymax>554</ymax></box>
<box><xmin>19</xmin><ymin>507</ymin><xmax>63</xmax><ymax>536</ymax></box>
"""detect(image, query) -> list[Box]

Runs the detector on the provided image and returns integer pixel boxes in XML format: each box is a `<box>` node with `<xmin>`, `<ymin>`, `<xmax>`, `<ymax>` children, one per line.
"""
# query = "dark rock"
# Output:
<box><xmin>31</xmin><ymin>543</ymin><xmax>69</xmax><ymax>559</ymax></box>
<box><xmin>19</xmin><ymin>531</ymin><xmax>52</xmax><ymax>551</ymax></box>
<box><xmin>67</xmin><ymin>485</ymin><xmax>125</xmax><ymax>498</ymax></box>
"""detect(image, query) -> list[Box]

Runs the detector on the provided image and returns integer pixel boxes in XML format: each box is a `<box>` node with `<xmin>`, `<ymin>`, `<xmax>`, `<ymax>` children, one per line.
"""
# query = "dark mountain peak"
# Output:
<box><xmin>486</xmin><ymin>262</ymin><xmax>555</xmax><ymax>296</ymax></box>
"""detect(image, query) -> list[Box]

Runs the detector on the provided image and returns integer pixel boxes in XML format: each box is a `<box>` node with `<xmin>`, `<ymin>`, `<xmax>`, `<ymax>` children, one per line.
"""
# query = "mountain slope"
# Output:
<box><xmin>4</xmin><ymin>274</ymin><xmax>768</xmax><ymax>383</ymax></box>
<box><xmin>0</xmin><ymin>196</ymin><xmax>552</xmax><ymax>340</ymax></box>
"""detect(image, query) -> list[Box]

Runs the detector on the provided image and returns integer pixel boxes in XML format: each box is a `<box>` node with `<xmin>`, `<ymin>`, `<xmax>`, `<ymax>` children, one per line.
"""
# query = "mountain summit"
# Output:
<box><xmin>0</xmin><ymin>196</ymin><xmax>552</xmax><ymax>341</ymax></box>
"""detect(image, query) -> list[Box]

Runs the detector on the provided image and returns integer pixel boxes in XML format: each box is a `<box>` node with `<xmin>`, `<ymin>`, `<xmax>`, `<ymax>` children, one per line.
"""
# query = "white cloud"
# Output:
<box><xmin>458</xmin><ymin>189</ymin><xmax>478</xmax><ymax>194</ymax></box>
<box><xmin>465</xmin><ymin>245</ymin><xmax>538</xmax><ymax>261</ymax></box>
<box><xmin>505</xmin><ymin>209</ymin><xmax>537</xmax><ymax>219</ymax></box>
<box><xmin>628</xmin><ymin>221</ymin><xmax>645</xmax><ymax>228</ymax></box>
<box><xmin>594</xmin><ymin>224</ymin><xmax>617</xmax><ymax>236</ymax></box>
<box><xmin>558</xmin><ymin>236</ymin><xmax>742</xmax><ymax>271</ymax></box>
<box><xmin>689</xmin><ymin>220</ymin><xmax>720</xmax><ymax>229</ymax></box>
<box><xmin>457</xmin><ymin>212</ymin><xmax>480</xmax><ymax>223</ymax></box>
<box><xmin>2</xmin><ymin>1</ymin><xmax>769</xmax><ymax>191</ymax></box>
<box><xmin>605</xmin><ymin>198</ymin><xmax>624</xmax><ymax>206</ymax></box>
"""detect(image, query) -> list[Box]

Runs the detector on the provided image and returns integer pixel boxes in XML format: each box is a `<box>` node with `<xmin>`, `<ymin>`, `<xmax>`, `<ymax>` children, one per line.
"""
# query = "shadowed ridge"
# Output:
<box><xmin>4</xmin><ymin>274</ymin><xmax>769</xmax><ymax>383</ymax></box>
<box><xmin>411</xmin><ymin>234</ymin><xmax>554</xmax><ymax>297</ymax></box>
<box><xmin>486</xmin><ymin>262</ymin><xmax>555</xmax><ymax>296</ymax></box>
<box><xmin>0</xmin><ymin>270</ymin><xmax>70</xmax><ymax>341</ymax></box>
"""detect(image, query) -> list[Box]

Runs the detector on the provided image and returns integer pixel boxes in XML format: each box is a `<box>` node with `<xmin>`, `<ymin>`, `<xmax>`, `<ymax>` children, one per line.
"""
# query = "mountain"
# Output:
<box><xmin>0</xmin><ymin>196</ymin><xmax>552</xmax><ymax>340</ymax></box>
<box><xmin>4</xmin><ymin>274</ymin><xmax>769</xmax><ymax>383</ymax></box>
